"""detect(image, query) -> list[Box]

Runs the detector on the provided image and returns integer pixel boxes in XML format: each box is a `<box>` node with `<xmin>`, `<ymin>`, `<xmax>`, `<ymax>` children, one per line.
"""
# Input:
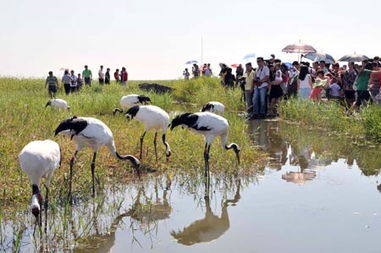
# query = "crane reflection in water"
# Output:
<box><xmin>171</xmin><ymin>178</ymin><xmax>241</xmax><ymax>245</ymax></box>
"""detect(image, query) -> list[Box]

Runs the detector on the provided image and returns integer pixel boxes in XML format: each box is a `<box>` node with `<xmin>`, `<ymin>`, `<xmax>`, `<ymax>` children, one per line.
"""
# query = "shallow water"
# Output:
<box><xmin>2</xmin><ymin>120</ymin><xmax>381</xmax><ymax>252</ymax></box>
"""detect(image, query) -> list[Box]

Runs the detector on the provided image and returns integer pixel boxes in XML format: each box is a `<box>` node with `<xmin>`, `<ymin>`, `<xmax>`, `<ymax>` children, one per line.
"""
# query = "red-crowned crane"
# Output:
<box><xmin>45</xmin><ymin>98</ymin><xmax>70</xmax><ymax>110</ymax></box>
<box><xmin>113</xmin><ymin>94</ymin><xmax>151</xmax><ymax>115</ymax></box>
<box><xmin>124</xmin><ymin>105</ymin><xmax>171</xmax><ymax>161</ymax></box>
<box><xmin>54</xmin><ymin>116</ymin><xmax>140</xmax><ymax>198</ymax></box>
<box><xmin>170</xmin><ymin>112</ymin><xmax>240</xmax><ymax>176</ymax></box>
<box><xmin>19</xmin><ymin>140</ymin><xmax>61</xmax><ymax>226</ymax></box>
<box><xmin>200</xmin><ymin>101</ymin><xmax>225</xmax><ymax>115</ymax></box>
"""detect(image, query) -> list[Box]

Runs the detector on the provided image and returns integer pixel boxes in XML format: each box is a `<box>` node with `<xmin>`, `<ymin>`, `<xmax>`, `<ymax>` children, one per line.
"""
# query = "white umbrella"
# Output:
<box><xmin>303</xmin><ymin>52</ymin><xmax>335</xmax><ymax>64</ymax></box>
<box><xmin>185</xmin><ymin>60</ymin><xmax>198</xmax><ymax>65</ymax></box>
<box><xmin>338</xmin><ymin>53</ymin><xmax>369</xmax><ymax>62</ymax></box>
<box><xmin>243</xmin><ymin>53</ymin><xmax>256</xmax><ymax>60</ymax></box>
<box><xmin>282</xmin><ymin>43</ymin><xmax>316</xmax><ymax>54</ymax></box>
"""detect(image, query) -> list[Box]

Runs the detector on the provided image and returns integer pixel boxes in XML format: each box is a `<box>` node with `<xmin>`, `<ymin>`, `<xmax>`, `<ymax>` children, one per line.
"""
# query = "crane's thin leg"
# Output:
<box><xmin>91</xmin><ymin>152</ymin><xmax>97</xmax><ymax>198</ymax></box>
<box><xmin>38</xmin><ymin>196</ymin><xmax>43</xmax><ymax>227</ymax></box>
<box><xmin>154</xmin><ymin>131</ymin><xmax>158</xmax><ymax>162</ymax></box>
<box><xmin>44</xmin><ymin>185</ymin><xmax>49</xmax><ymax>233</ymax></box>
<box><xmin>207</xmin><ymin>144</ymin><xmax>211</xmax><ymax>177</ymax></box>
<box><xmin>68</xmin><ymin>151</ymin><xmax>78</xmax><ymax>203</ymax></box>
<box><xmin>204</xmin><ymin>143</ymin><xmax>210</xmax><ymax>178</ymax></box>
<box><xmin>139</xmin><ymin>131</ymin><xmax>147</xmax><ymax>160</ymax></box>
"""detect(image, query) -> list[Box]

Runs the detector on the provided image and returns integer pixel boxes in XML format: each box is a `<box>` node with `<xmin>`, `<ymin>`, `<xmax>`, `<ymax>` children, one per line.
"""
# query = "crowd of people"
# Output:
<box><xmin>183</xmin><ymin>63</ymin><xmax>213</xmax><ymax>80</ymax></box>
<box><xmin>240</xmin><ymin>56</ymin><xmax>381</xmax><ymax>119</ymax></box>
<box><xmin>183</xmin><ymin>55</ymin><xmax>381</xmax><ymax>119</ymax></box>
<box><xmin>45</xmin><ymin>65</ymin><xmax>129</xmax><ymax>98</ymax></box>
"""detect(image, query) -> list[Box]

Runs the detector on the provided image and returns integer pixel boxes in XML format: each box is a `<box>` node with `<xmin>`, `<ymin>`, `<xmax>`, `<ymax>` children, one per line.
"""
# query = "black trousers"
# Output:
<box><xmin>64</xmin><ymin>83</ymin><xmax>71</xmax><ymax>95</ymax></box>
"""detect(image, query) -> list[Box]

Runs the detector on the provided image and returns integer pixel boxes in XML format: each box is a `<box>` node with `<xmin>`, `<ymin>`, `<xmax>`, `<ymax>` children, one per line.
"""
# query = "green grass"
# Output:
<box><xmin>0</xmin><ymin>77</ymin><xmax>264</xmax><ymax>204</ymax></box>
<box><xmin>278</xmin><ymin>98</ymin><xmax>381</xmax><ymax>141</ymax></box>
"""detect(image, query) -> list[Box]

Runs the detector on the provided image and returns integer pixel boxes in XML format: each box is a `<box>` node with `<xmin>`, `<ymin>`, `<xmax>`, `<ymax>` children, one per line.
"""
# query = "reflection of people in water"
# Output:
<box><xmin>248</xmin><ymin>120</ymin><xmax>287</xmax><ymax>170</ymax></box>
<box><xmin>171</xmin><ymin>180</ymin><xmax>241</xmax><ymax>245</ymax></box>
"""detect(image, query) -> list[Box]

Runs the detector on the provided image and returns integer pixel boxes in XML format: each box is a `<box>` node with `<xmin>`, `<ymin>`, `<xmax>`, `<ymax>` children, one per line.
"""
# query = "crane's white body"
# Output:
<box><xmin>61</xmin><ymin>117</ymin><xmax>118</xmax><ymax>155</ymax></box>
<box><xmin>133</xmin><ymin>105</ymin><xmax>170</xmax><ymax>132</ymax></box>
<box><xmin>201</xmin><ymin>101</ymin><xmax>225</xmax><ymax>115</ymax></box>
<box><xmin>47</xmin><ymin>98</ymin><xmax>70</xmax><ymax>110</ymax></box>
<box><xmin>19</xmin><ymin>140</ymin><xmax>61</xmax><ymax>187</ymax></box>
<box><xmin>171</xmin><ymin>111</ymin><xmax>240</xmax><ymax>172</ymax></box>
<box><xmin>126</xmin><ymin>105</ymin><xmax>171</xmax><ymax>159</ymax></box>
<box><xmin>55</xmin><ymin>116</ymin><xmax>140</xmax><ymax>197</ymax></box>
<box><xmin>19</xmin><ymin>140</ymin><xmax>61</xmax><ymax>215</ymax></box>
<box><xmin>188</xmin><ymin>112</ymin><xmax>229</xmax><ymax>147</ymax></box>
<box><xmin>120</xmin><ymin>94</ymin><xmax>144</xmax><ymax>109</ymax></box>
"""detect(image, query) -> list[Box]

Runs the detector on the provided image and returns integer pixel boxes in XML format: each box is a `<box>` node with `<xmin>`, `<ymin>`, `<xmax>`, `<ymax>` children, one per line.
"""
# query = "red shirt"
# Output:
<box><xmin>121</xmin><ymin>71</ymin><xmax>128</xmax><ymax>82</ymax></box>
<box><xmin>114</xmin><ymin>72</ymin><xmax>119</xmax><ymax>80</ymax></box>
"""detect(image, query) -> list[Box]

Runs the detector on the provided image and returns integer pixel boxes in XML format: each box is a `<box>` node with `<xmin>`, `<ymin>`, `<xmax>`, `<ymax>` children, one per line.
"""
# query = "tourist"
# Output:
<box><xmin>369</xmin><ymin>63</ymin><xmax>381</xmax><ymax>104</ymax></box>
<box><xmin>374</xmin><ymin>56</ymin><xmax>380</xmax><ymax>67</ymax></box>
<box><xmin>70</xmin><ymin>70</ymin><xmax>77</xmax><ymax>93</ymax></box>
<box><xmin>253</xmin><ymin>57</ymin><xmax>270</xmax><ymax>118</ymax></box>
<box><xmin>327</xmin><ymin>75</ymin><xmax>342</xmax><ymax>100</ymax></box>
<box><xmin>82</xmin><ymin>65</ymin><xmax>92</xmax><ymax>86</ymax></box>
<box><xmin>62</xmin><ymin>70</ymin><xmax>72</xmax><ymax>95</ymax></box>
<box><xmin>310</xmin><ymin>61</ymin><xmax>319</xmax><ymax>80</ymax></box>
<box><xmin>204</xmin><ymin>64</ymin><xmax>212</xmax><ymax>77</ymax></box>
<box><xmin>236</xmin><ymin>64</ymin><xmax>244</xmax><ymax>81</ymax></box>
<box><xmin>105</xmin><ymin>68</ymin><xmax>111</xmax><ymax>84</ymax></box>
<box><xmin>297</xmin><ymin>65</ymin><xmax>313</xmax><ymax>99</ymax></box>
<box><xmin>319</xmin><ymin>61</ymin><xmax>329</xmax><ymax>73</ymax></box>
<box><xmin>45</xmin><ymin>71</ymin><xmax>58</xmax><ymax>98</ymax></box>
<box><xmin>353</xmin><ymin>62</ymin><xmax>373</xmax><ymax>110</ymax></box>
<box><xmin>287</xmin><ymin>61</ymin><xmax>299</xmax><ymax>98</ymax></box>
<box><xmin>280</xmin><ymin>63</ymin><xmax>289</xmax><ymax>95</ymax></box>
<box><xmin>223</xmin><ymin>68</ymin><xmax>236</xmax><ymax>88</ymax></box>
<box><xmin>77</xmin><ymin>73</ymin><xmax>83</xmax><ymax>90</ymax></box>
<box><xmin>310</xmin><ymin>70</ymin><xmax>327</xmax><ymax>101</ymax></box>
<box><xmin>331</xmin><ymin>63</ymin><xmax>342</xmax><ymax>85</ymax></box>
<box><xmin>192</xmin><ymin>64</ymin><xmax>200</xmax><ymax>78</ymax></box>
<box><xmin>268</xmin><ymin>63</ymin><xmax>284</xmax><ymax>116</ymax></box>
<box><xmin>183</xmin><ymin>68</ymin><xmax>190</xmax><ymax>80</ymax></box>
<box><xmin>244</xmin><ymin>62</ymin><xmax>255</xmax><ymax>118</ymax></box>
<box><xmin>207</xmin><ymin>64</ymin><xmax>213</xmax><ymax>76</ymax></box>
<box><xmin>201</xmin><ymin>64</ymin><xmax>207</xmax><ymax>76</ymax></box>
<box><xmin>114</xmin><ymin>69</ymin><xmax>120</xmax><ymax>83</ymax></box>
<box><xmin>342</xmin><ymin>62</ymin><xmax>357</xmax><ymax>107</ymax></box>
<box><xmin>98</xmin><ymin>65</ymin><xmax>105</xmax><ymax>85</ymax></box>
<box><xmin>121</xmin><ymin>67</ymin><xmax>128</xmax><ymax>86</ymax></box>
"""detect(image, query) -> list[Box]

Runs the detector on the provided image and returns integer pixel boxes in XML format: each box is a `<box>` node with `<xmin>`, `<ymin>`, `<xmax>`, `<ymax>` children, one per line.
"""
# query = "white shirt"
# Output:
<box><xmin>255</xmin><ymin>66</ymin><xmax>270</xmax><ymax>88</ymax></box>
<box><xmin>275</xmin><ymin>69</ymin><xmax>283</xmax><ymax>82</ymax></box>
<box><xmin>98</xmin><ymin>69</ymin><xmax>105</xmax><ymax>79</ymax></box>
<box><xmin>70</xmin><ymin>75</ymin><xmax>77</xmax><ymax>87</ymax></box>
<box><xmin>299</xmin><ymin>74</ymin><xmax>311</xmax><ymax>89</ymax></box>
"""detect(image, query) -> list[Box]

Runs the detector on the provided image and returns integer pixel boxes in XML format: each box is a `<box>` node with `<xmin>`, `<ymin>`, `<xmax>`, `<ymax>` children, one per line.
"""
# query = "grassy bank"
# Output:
<box><xmin>0</xmin><ymin>77</ymin><xmax>264</xmax><ymax>204</ymax></box>
<box><xmin>278</xmin><ymin>98</ymin><xmax>381</xmax><ymax>141</ymax></box>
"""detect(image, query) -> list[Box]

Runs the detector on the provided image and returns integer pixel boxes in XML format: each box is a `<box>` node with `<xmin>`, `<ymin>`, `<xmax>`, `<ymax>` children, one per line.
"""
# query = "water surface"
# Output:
<box><xmin>2</xmin><ymin>120</ymin><xmax>381</xmax><ymax>253</ymax></box>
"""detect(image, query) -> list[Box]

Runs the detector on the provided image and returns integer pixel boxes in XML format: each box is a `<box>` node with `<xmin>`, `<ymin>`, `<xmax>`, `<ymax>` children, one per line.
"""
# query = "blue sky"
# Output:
<box><xmin>1</xmin><ymin>0</ymin><xmax>380</xmax><ymax>79</ymax></box>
